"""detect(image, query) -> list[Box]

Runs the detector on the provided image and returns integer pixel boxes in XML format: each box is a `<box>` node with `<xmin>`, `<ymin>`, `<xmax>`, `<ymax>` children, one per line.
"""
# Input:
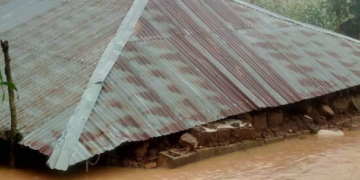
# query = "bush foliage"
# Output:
<box><xmin>253</xmin><ymin>0</ymin><xmax>360</xmax><ymax>31</ymax></box>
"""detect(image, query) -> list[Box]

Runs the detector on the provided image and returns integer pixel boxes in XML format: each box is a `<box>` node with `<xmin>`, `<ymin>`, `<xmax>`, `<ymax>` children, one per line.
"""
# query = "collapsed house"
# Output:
<box><xmin>0</xmin><ymin>0</ymin><xmax>360</xmax><ymax>171</ymax></box>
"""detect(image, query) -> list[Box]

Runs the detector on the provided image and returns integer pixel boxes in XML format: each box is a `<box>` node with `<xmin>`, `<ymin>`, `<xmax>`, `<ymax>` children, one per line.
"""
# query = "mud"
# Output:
<box><xmin>1</xmin><ymin>129</ymin><xmax>360</xmax><ymax>179</ymax></box>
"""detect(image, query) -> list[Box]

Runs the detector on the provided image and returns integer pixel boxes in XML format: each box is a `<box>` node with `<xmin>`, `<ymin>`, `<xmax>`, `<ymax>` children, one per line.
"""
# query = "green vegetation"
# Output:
<box><xmin>253</xmin><ymin>0</ymin><xmax>360</xmax><ymax>32</ymax></box>
<box><xmin>0</xmin><ymin>71</ymin><xmax>17</xmax><ymax>103</ymax></box>
<box><xmin>0</xmin><ymin>40</ymin><xmax>18</xmax><ymax>103</ymax></box>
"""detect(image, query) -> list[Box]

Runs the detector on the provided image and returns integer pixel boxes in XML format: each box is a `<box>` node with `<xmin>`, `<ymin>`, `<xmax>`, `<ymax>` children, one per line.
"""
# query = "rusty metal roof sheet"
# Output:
<box><xmin>1</xmin><ymin>0</ymin><xmax>360</xmax><ymax>170</ymax></box>
<box><xmin>68</xmin><ymin>0</ymin><xmax>360</xmax><ymax>169</ymax></box>
<box><xmin>0</xmin><ymin>0</ymin><xmax>133</xmax><ymax>160</ymax></box>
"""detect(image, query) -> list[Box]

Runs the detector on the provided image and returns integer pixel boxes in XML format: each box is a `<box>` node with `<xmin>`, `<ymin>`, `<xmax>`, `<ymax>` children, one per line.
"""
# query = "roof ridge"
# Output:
<box><xmin>232</xmin><ymin>0</ymin><xmax>360</xmax><ymax>44</ymax></box>
<box><xmin>46</xmin><ymin>0</ymin><xmax>149</xmax><ymax>171</ymax></box>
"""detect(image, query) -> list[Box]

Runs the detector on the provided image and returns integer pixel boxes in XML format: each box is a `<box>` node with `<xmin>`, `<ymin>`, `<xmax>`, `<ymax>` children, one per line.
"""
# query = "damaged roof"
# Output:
<box><xmin>1</xmin><ymin>0</ymin><xmax>360</xmax><ymax>170</ymax></box>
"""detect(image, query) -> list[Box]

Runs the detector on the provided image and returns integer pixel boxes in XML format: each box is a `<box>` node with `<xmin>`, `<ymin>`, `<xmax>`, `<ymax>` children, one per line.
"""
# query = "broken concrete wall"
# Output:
<box><xmin>189</xmin><ymin>120</ymin><xmax>255</xmax><ymax>147</ymax></box>
<box><xmin>252</xmin><ymin>112</ymin><xmax>267</xmax><ymax>129</ymax></box>
<box><xmin>267</xmin><ymin>110</ymin><xmax>283</xmax><ymax>126</ymax></box>
<box><xmin>106</xmin><ymin>89</ymin><xmax>360</xmax><ymax>169</ymax></box>
<box><xmin>331</xmin><ymin>96</ymin><xmax>350</xmax><ymax>110</ymax></box>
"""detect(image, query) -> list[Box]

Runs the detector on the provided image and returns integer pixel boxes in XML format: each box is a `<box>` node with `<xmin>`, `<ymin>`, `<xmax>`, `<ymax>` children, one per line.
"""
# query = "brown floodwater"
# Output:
<box><xmin>1</xmin><ymin>130</ymin><xmax>360</xmax><ymax>180</ymax></box>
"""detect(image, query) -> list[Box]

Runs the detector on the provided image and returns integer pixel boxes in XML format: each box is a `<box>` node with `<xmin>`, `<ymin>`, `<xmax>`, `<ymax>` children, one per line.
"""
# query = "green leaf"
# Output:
<box><xmin>1</xmin><ymin>82</ymin><xmax>17</xmax><ymax>91</ymax></box>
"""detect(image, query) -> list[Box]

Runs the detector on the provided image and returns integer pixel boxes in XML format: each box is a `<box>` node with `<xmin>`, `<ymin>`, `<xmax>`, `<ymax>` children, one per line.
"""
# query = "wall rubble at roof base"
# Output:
<box><xmin>1</xmin><ymin>0</ymin><xmax>360</xmax><ymax>171</ymax></box>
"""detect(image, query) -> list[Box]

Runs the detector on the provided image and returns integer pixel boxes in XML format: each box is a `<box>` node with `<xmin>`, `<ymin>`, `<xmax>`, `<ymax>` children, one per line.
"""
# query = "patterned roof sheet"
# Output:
<box><xmin>71</xmin><ymin>0</ymin><xmax>360</xmax><ymax>167</ymax></box>
<box><xmin>0</xmin><ymin>0</ymin><xmax>133</xmax><ymax>154</ymax></box>
<box><xmin>1</xmin><ymin>0</ymin><xmax>360</xmax><ymax>170</ymax></box>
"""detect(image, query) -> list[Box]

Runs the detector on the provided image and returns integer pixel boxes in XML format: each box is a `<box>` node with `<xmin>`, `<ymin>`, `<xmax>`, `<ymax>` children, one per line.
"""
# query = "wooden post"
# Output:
<box><xmin>1</xmin><ymin>40</ymin><xmax>17</xmax><ymax>169</ymax></box>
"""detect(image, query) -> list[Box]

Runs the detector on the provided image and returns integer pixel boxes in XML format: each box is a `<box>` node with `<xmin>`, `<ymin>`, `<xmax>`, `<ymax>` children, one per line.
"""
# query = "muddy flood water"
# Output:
<box><xmin>1</xmin><ymin>130</ymin><xmax>360</xmax><ymax>180</ymax></box>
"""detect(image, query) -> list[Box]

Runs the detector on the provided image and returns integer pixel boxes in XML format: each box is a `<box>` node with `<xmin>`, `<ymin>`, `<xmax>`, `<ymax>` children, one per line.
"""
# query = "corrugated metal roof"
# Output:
<box><xmin>47</xmin><ymin>0</ymin><xmax>149</xmax><ymax>170</ymax></box>
<box><xmin>69</xmin><ymin>0</ymin><xmax>360</xmax><ymax>168</ymax></box>
<box><xmin>1</xmin><ymin>0</ymin><xmax>360</xmax><ymax>170</ymax></box>
<box><xmin>0</xmin><ymin>0</ymin><xmax>133</xmax><ymax>157</ymax></box>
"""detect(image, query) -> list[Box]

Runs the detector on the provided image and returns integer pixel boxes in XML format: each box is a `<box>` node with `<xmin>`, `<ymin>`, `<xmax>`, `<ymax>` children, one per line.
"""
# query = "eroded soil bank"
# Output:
<box><xmin>1</xmin><ymin>129</ymin><xmax>360</xmax><ymax>180</ymax></box>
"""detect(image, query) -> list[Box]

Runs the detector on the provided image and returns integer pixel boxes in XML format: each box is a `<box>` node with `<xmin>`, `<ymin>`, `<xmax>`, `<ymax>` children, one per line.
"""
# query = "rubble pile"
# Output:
<box><xmin>106</xmin><ymin>92</ymin><xmax>360</xmax><ymax>168</ymax></box>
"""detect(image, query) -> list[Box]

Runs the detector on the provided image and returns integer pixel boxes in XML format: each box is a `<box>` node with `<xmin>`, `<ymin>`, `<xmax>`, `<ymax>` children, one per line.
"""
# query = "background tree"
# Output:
<box><xmin>325</xmin><ymin>0</ymin><xmax>348</xmax><ymax>30</ymax></box>
<box><xmin>349</xmin><ymin>0</ymin><xmax>360</xmax><ymax>17</ymax></box>
<box><xmin>339</xmin><ymin>0</ymin><xmax>360</xmax><ymax>39</ymax></box>
<box><xmin>253</xmin><ymin>0</ymin><xmax>360</xmax><ymax>34</ymax></box>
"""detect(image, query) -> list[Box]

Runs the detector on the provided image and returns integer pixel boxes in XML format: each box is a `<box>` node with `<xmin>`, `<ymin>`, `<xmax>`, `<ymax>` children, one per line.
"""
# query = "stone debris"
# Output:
<box><xmin>188</xmin><ymin>120</ymin><xmax>255</xmax><ymax>147</ymax></box>
<box><xmin>189</xmin><ymin>126</ymin><xmax>216</xmax><ymax>146</ymax></box>
<box><xmin>106</xmin><ymin>91</ymin><xmax>360</xmax><ymax>169</ymax></box>
<box><xmin>217</xmin><ymin>119</ymin><xmax>247</xmax><ymax>128</ymax></box>
<box><xmin>304</xmin><ymin>115</ymin><xmax>312</xmax><ymax>120</ymax></box>
<box><xmin>145</xmin><ymin>162</ymin><xmax>157</xmax><ymax>169</ymax></box>
<box><xmin>317</xmin><ymin>129</ymin><xmax>344</xmax><ymax>136</ymax></box>
<box><xmin>231</xmin><ymin>122</ymin><xmax>240</xmax><ymax>128</ymax></box>
<box><xmin>203</xmin><ymin>127</ymin><xmax>217</xmax><ymax>132</ymax></box>
<box><xmin>179</xmin><ymin>133</ymin><xmax>198</xmax><ymax>150</ymax></box>
<box><xmin>319</xmin><ymin>105</ymin><xmax>335</xmax><ymax>118</ymax></box>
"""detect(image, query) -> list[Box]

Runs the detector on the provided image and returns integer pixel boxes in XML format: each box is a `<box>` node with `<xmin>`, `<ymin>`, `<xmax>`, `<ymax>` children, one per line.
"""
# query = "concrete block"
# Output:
<box><xmin>319</xmin><ymin>105</ymin><xmax>335</xmax><ymax>118</ymax></box>
<box><xmin>158</xmin><ymin>151</ymin><xmax>197</xmax><ymax>169</ymax></box>
<box><xmin>267</xmin><ymin>110</ymin><xmax>283</xmax><ymax>126</ymax></box>
<box><xmin>264</xmin><ymin>136</ymin><xmax>286</xmax><ymax>144</ymax></box>
<box><xmin>242</xmin><ymin>140</ymin><xmax>264</xmax><ymax>149</ymax></box>
<box><xmin>231</xmin><ymin>128</ymin><xmax>256</xmax><ymax>141</ymax></box>
<box><xmin>252</xmin><ymin>113</ymin><xmax>267</xmax><ymax>129</ymax></box>
<box><xmin>158</xmin><ymin>134</ymin><xmax>303</xmax><ymax>169</ymax></box>
<box><xmin>285</xmin><ymin>132</ymin><xmax>301</xmax><ymax>140</ymax></box>
<box><xmin>217</xmin><ymin>143</ymin><xmax>244</xmax><ymax>155</ymax></box>
<box><xmin>158</xmin><ymin>141</ymin><xmax>263</xmax><ymax>169</ymax></box>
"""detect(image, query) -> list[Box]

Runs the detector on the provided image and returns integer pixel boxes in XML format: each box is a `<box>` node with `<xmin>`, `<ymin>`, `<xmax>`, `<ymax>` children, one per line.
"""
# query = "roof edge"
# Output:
<box><xmin>46</xmin><ymin>0</ymin><xmax>149</xmax><ymax>171</ymax></box>
<box><xmin>232</xmin><ymin>0</ymin><xmax>360</xmax><ymax>44</ymax></box>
